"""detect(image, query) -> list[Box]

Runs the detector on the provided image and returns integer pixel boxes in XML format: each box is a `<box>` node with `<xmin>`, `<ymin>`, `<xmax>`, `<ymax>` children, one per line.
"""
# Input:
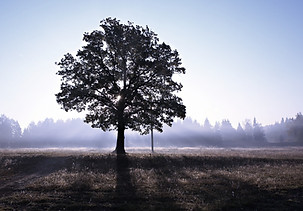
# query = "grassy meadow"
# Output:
<box><xmin>0</xmin><ymin>148</ymin><xmax>303</xmax><ymax>210</ymax></box>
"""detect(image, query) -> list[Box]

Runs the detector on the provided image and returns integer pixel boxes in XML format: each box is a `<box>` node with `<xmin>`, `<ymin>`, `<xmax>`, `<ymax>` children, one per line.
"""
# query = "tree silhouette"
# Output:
<box><xmin>287</xmin><ymin>113</ymin><xmax>303</xmax><ymax>143</ymax></box>
<box><xmin>253</xmin><ymin>117</ymin><xmax>266</xmax><ymax>144</ymax></box>
<box><xmin>220</xmin><ymin>119</ymin><xmax>236</xmax><ymax>144</ymax></box>
<box><xmin>244</xmin><ymin>120</ymin><xmax>254</xmax><ymax>143</ymax></box>
<box><xmin>203</xmin><ymin>118</ymin><xmax>212</xmax><ymax>131</ymax></box>
<box><xmin>56</xmin><ymin>18</ymin><xmax>186</xmax><ymax>154</ymax></box>
<box><xmin>0</xmin><ymin>115</ymin><xmax>21</xmax><ymax>147</ymax></box>
<box><xmin>236</xmin><ymin>123</ymin><xmax>246</xmax><ymax>145</ymax></box>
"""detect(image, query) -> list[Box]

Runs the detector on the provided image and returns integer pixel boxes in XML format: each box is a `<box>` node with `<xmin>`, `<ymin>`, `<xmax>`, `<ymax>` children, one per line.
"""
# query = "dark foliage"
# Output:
<box><xmin>56</xmin><ymin>18</ymin><xmax>186</xmax><ymax>153</ymax></box>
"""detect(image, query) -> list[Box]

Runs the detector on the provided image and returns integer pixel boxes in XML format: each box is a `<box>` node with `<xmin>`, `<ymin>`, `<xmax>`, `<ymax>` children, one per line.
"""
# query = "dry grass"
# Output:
<box><xmin>0</xmin><ymin>148</ymin><xmax>303</xmax><ymax>210</ymax></box>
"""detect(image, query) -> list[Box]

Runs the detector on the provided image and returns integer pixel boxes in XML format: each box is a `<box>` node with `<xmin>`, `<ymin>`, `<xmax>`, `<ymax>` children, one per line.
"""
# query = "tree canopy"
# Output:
<box><xmin>56</xmin><ymin>18</ymin><xmax>186</xmax><ymax>153</ymax></box>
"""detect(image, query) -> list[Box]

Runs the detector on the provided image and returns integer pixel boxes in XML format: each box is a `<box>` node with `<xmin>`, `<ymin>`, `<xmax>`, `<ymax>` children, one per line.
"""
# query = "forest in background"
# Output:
<box><xmin>0</xmin><ymin>113</ymin><xmax>303</xmax><ymax>148</ymax></box>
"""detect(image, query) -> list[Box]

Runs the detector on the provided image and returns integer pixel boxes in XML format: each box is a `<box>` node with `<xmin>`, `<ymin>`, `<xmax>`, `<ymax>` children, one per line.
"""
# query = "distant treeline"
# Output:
<box><xmin>0</xmin><ymin>113</ymin><xmax>303</xmax><ymax>148</ymax></box>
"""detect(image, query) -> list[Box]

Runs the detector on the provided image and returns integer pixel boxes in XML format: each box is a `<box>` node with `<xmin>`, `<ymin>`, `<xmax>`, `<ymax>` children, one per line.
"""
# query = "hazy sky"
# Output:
<box><xmin>1</xmin><ymin>0</ymin><xmax>303</xmax><ymax>129</ymax></box>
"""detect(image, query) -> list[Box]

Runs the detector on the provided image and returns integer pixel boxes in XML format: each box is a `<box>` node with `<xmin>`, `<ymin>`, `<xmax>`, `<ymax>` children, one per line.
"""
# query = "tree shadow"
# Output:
<box><xmin>1</xmin><ymin>153</ymin><xmax>302</xmax><ymax>210</ymax></box>
<box><xmin>209</xmin><ymin>173</ymin><xmax>303</xmax><ymax>210</ymax></box>
<box><xmin>115</xmin><ymin>154</ymin><xmax>138</xmax><ymax>208</ymax></box>
<box><xmin>132</xmin><ymin>154</ymin><xmax>303</xmax><ymax>210</ymax></box>
<box><xmin>0</xmin><ymin>156</ymin><xmax>74</xmax><ymax>191</ymax></box>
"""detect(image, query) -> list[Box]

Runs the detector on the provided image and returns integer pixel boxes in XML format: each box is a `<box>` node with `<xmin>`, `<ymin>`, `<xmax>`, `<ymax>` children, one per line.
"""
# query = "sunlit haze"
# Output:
<box><xmin>1</xmin><ymin>0</ymin><xmax>303</xmax><ymax>129</ymax></box>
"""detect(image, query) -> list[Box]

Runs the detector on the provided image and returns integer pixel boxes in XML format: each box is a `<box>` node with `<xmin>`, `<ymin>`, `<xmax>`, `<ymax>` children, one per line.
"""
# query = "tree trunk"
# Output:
<box><xmin>115</xmin><ymin>124</ymin><xmax>126</xmax><ymax>154</ymax></box>
<box><xmin>115</xmin><ymin>90</ymin><xmax>126</xmax><ymax>154</ymax></box>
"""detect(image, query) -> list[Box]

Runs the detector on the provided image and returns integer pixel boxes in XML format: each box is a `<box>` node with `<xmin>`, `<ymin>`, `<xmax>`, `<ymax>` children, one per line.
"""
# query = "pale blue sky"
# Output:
<box><xmin>1</xmin><ymin>0</ymin><xmax>303</xmax><ymax>129</ymax></box>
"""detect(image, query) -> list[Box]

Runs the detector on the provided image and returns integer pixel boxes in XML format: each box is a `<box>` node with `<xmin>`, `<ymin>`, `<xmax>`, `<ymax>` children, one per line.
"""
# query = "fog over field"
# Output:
<box><xmin>1</xmin><ymin>114</ymin><xmax>303</xmax><ymax>150</ymax></box>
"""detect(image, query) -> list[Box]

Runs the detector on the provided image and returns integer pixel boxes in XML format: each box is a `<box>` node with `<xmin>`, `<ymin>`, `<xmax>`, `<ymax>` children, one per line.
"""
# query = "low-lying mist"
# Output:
<box><xmin>1</xmin><ymin>113</ymin><xmax>303</xmax><ymax>149</ymax></box>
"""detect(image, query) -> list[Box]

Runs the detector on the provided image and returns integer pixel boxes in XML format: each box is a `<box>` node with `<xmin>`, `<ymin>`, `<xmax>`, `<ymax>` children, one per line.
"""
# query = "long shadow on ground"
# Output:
<box><xmin>115</xmin><ymin>154</ymin><xmax>137</xmax><ymax>208</ymax></box>
<box><xmin>0</xmin><ymin>153</ymin><xmax>302</xmax><ymax>210</ymax></box>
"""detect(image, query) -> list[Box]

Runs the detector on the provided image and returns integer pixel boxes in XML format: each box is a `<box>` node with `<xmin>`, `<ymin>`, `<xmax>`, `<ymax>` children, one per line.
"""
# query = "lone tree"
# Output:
<box><xmin>56</xmin><ymin>18</ymin><xmax>186</xmax><ymax>154</ymax></box>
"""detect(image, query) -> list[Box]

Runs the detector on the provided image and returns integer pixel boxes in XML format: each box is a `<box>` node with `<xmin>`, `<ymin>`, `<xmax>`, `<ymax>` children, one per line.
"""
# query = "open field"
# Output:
<box><xmin>0</xmin><ymin>148</ymin><xmax>303</xmax><ymax>210</ymax></box>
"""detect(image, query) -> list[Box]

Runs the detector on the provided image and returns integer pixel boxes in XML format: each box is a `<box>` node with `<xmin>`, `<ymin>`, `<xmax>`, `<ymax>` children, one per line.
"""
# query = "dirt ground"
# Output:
<box><xmin>0</xmin><ymin>147</ymin><xmax>303</xmax><ymax>210</ymax></box>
